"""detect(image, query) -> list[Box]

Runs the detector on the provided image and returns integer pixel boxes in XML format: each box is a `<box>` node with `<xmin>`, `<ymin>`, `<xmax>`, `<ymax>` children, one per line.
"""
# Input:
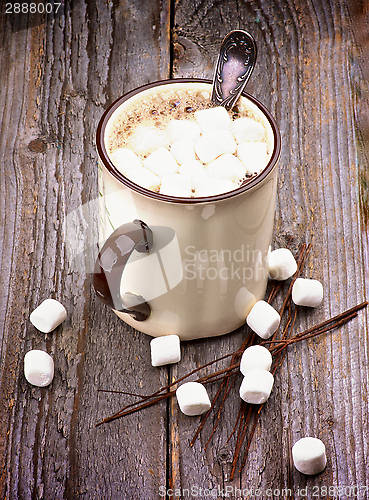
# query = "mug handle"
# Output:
<box><xmin>93</xmin><ymin>219</ymin><xmax>153</xmax><ymax>322</ymax></box>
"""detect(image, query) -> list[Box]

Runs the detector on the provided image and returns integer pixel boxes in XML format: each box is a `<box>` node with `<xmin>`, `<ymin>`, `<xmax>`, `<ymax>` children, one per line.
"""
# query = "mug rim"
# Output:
<box><xmin>96</xmin><ymin>78</ymin><xmax>281</xmax><ymax>204</ymax></box>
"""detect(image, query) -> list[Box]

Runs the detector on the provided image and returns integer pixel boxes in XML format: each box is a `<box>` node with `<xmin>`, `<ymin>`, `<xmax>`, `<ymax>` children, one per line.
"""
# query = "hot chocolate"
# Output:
<box><xmin>104</xmin><ymin>83</ymin><xmax>274</xmax><ymax>198</ymax></box>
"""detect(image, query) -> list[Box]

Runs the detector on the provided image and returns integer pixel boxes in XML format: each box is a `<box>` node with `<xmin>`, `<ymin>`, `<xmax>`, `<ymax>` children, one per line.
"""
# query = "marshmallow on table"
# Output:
<box><xmin>195</xmin><ymin>106</ymin><xmax>232</xmax><ymax>132</ymax></box>
<box><xmin>150</xmin><ymin>334</ymin><xmax>181</xmax><ymax>366</ymax></box>
<box><xmin>176</xmin><ymin>381</ymin><xmax>211</xmax><ymax>416</ymax></box>
<box><xmin>246</xmin><ymin>300</ymin><xmax>280</xmax><ymax>339</ymax></box>
<box><xmin>170</xmin><ymin>140</ymin><xmax>196</xmax><ymax>164</ymax></box>
<box><xmin>109</xmin><ymin>148</ymin><xmax>143</xmax><ymax>175</ymax></box>
<box><xmin>167</xmin><ymin>119</ymin><xmax>201</xmax><ymax>142</ymax></box>
<box><xmin>292</xmin><ymin>437</ymin><xmax>327</xmax><ymax>475</ymax></box>
<box><xmin>125</xmin><ymin>165</ymin><xmax>161</xmax><ymax>191</ymax></box>
<box><xmin>24</xmin><ymin>350</ymin><xmax>54</xmax><ymax>387</ymax></box>
<box><xmin>143</xmin><ymin>147</ymin><xmax>178</xmax><ymax>177</ymax></box>
<box><xmin>232</xmin><ymin>117</ymin><xmax>265</xmax><ymax>143</ymax></box>
<box><xmin>267</xmin><ymin>248</ymin><xmax>297</xmax><ymax>281</ymax></box>
<box><xmin>240</xmin><ymin>345</ymin><xmax>272</xmax><ymax>375</ymax></box>
<box><xmin>129</xmin><ymin>125</ymin><xmax>170</xmax><ymax>155</ymax></box>
<box><xmin>194</xmin><ymin>178</ymin><xmax>235</xmax><ymax>197</ymax></box>
<box><xmin>206</xmin><ymin>154</ymin><xmax>246</xmax><ymax>184</ymax></box>
<box><xmin>195</xmin><ymin>130</ymin><xmax>236</xmax><ymax>164</ymax></box>
<box><xmin>237</xmin><ymin>142</ymin><xmax>270</xmax><ymax>173</ymax></box>
<box><xmin>239</xmin><ymin>369</ymin><xmax>274</xmax><ymax>404</ymax></box>
<box><xmin>159</xmin><ymin>174</ymin><xmax>192</xmax><ymax>198</ymax></box>
<box><xmin>30</xmin><ymin>298</ymin><xmax>67</xmax><ymax>333</ymax></box>
<box><xmin>292</xmin><ymin>278</ymin><xmax>323</xmax><ymax>307</ymax></box>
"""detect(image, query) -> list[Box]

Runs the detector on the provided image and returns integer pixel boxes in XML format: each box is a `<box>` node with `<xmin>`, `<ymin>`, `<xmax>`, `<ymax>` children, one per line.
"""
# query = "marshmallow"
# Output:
<box><xmin>24</xmin><ymin>350</ymin><xmax>54</xmax><ymax>387</ymax></box>
<box><xmin>167</xmin><ymin>119</ymin><xmax>201</xmax><ymax>142</ymax></box>
<box><xmin>143</xmin><ymin>147</ymin><xmax>178</xmax><ymax>177</ymax></box>
<box><xmin>178</xmin><ymin>160</ymin><xmax>207</xmax><ymax>187</ymax></box>
<box><xmin>194</xmin><ymin>177</ymin><xmax>235</xmax><ymax>197</ymax></box>
<box><xmin>125</xmin><ymin>165</ymin><xmax>161</xmax><ymax>191</ymax></box>
<box><xmin>292</xmin><ymin>437</ymin><xmax>327</xmax><ymax>475</ymax></box>
<box><xmin>129</xmin><ymin>125</ymin><xmax>170</xmax><ymax>155</ymax></box>
<box><xmin>159</xmin><ymin>174</ymin><xmax>192</xmax><ymax>197</ymax></box>
<box><xmin>170</xmin><ymin>140</ymin><xmax>196</xmax><ymax>164</ymax></box>
<box><xmin>30</xmin><ymin>298</ymin><xmax>67</xmax><ymax>333</ymax></box>
<box><xmin>267</xmin><ymin>248</ymin><xmax>297</xmax><ymax>281</ymax></box>
<box><xmin>195</xmin><ymin>106</ymin><xmax>232</xmax><ymax>133</ymax></box>
<box><xmin>240</xmin><ymin>345</ymin><xmax>272</xmax><ymax>375</ymax></box>
<box><xmin>150</xmin><ymin>334</ymin><xmax>181</xmax><ymax>366</ymax></box>
<box><xmin>239</xmin><ymin>369</ymin><xmax>274</xmax><ymax>404</ymax></box>
<box><xmin>109</xmin><ymin>148</ymin><xmax>142</xmax><ymax>175</ymax></box>
<box><xmin>195</xmin><ymin>130</ymin><xmax>236</xmax><ymax>164</ymax></box>
<box><xmin>246</xmin><ymin>300</ymin><xmax>280</xmax><ymax>339</ymax></box>
<box><xmin>232</xmin><ymin>117</ymin><xmax>265</xmax><ymax>143</ymax></box>
<box><xmin>176</xmin><ymin>382</ymin><xmax>211</xmax><ymax>416</ymax></box>
<box><xmin>292</xmin><ymin>278</ymin><xmax>323</xmax><ymax>307</ymax></box>
<box><xmin>237</xmin><ymin>142</ymin><xmax>270</xmax><ymax>173</ymax></box>
<box><xmin>206</xmin><ymin>153</ymin><xmax>246</xmax><ymax>183</ymax></box>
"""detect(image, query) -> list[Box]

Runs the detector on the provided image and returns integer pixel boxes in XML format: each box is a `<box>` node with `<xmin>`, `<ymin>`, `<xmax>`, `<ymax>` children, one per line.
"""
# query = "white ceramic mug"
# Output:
<box><xmin>94</xmin><ymin>79</ymin><xmax>281</xmax><ymax>340</ymax></box>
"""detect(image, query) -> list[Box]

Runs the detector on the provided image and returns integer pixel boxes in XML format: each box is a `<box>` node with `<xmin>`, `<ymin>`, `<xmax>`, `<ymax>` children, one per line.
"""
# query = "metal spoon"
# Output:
<box><xmin>211</xmin><ymin>30</ymin><xmax>257</xmax><ymax>110</ymax></box>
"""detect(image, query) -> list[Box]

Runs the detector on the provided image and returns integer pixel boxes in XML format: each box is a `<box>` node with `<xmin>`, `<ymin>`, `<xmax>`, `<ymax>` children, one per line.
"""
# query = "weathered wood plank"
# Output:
<box><xmin>0</xmin><ymin>0</ymin><xmax>368</xmax><ymax>498</ymax></box>
<box><xmin>0</xmin><ymin>1</ymin><xmax>171</xmax><ymax>498</ymax></box>
<box><xmin>172</xmin><ymin>0</ymin><xmax>369</xmax><ymax>495</ymax></box>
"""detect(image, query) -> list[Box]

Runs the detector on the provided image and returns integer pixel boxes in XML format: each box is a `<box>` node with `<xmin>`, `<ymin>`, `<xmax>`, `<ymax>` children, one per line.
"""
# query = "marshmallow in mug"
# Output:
<box><xmin>167</xmin><ymin>119</ymin><xmax>201</xmax><ymax>142</ymax></box>
<box><xmin>292</xmin><ymin>437</ymin><xmax>327</xmax><ymax>475</ymax></box>
<box><xmin>127</xmin><ymin>124</ymin><xmax>170</xmax><ymax>155</ymax></box>
<box><xmin>30</xmin><ymin>298</ymin><xmax>67</xmax><ymax>333</ymax></box>
<box><xmin>107</xmin><ymin>95</ymin><xmax>273</xmax><ymax>198</ymax></box>
<box><xmin>170</xmin><ymin>140</ymin><xmax>196</xmax><ymax>164</ymax></box>
<box><xmin>232</xmin><ymin>116</ymin><xmax>265</xmax><ymax>142</ymax></box>
<box><xmin>194</xmin><ymin>130</ymin><xmax>236</xmax><ymax>164</ymax></box>
<box><xmin>195</xmin><ymin>105</ymin><xmax>231</xmax><ymax>132</ymax></box>
<box><xmin>160</xmin><ymin>173</ymin><xmax>192</xmax><ymax>197</ymax></box>
<box><xmin>24</xmin><ymin>350</ymin><xmax>54</xmax><ymax>387</ymax></box>
<box><xmin>193</xmin><ymin>177</ymin><xmax>235</xmax><ymax>197</ymax></box>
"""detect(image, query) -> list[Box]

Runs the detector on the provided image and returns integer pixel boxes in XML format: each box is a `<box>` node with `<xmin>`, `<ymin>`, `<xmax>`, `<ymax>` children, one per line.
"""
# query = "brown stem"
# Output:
<box><xmin>95</xmin><ymin>390</ymin><xmax>175</xmax><ymax>426</ymax></box>
<box><xmin>189</xmin><ymin>376</ymin><xmax>228</xmax><ymax>447</ymax></box>
<box><xmin>237</xmin><ymin>405</ymin><xmax>264</xmax><ymax>478</ymax></box>
<box><xmin>226</xmin><ymin>403</ymin><xmax>244</xmax><ymax>444</ymax></box>
<box><xmin>190</xmin><ymin>333</ymin><xmax>256</xmax><ymax>447</ymax></box>
<box><xmin>204</xmin><ymin>373</ymin><xmax>238</xmax><ymax>450</ymax></box>
<box><xmin>230</xmin><ymin>405</ymin><xmax>253</xmax><ymax>480</ymax></box>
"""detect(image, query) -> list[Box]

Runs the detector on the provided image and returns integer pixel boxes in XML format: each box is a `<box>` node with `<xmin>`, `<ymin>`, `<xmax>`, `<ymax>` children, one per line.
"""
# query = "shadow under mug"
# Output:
<box><xmin>94</xmin><ymin>79</ymin><xmax>281</xmax><ymax>341</ymax></box>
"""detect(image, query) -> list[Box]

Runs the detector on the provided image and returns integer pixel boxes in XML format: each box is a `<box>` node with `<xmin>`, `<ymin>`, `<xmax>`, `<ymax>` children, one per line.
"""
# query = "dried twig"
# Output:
<box><xmin>95</xmin><ymin>244</ymin><xmax>367</xmax><ymax>480</ymax></box>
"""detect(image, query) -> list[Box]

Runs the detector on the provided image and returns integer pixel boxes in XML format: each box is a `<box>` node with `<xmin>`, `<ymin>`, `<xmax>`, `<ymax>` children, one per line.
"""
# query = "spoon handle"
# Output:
<box><xmin>211</xmin><ymin>30</ymin><xmax>257</xmax><ymax>110</ymax></box>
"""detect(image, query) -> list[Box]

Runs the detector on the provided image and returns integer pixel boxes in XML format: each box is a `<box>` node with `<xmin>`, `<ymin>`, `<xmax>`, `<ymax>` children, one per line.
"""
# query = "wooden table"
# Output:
<box><xmin>1</xmin><ymin>1</ymin><xmax>368</xmax><ymax>498</ymax></box>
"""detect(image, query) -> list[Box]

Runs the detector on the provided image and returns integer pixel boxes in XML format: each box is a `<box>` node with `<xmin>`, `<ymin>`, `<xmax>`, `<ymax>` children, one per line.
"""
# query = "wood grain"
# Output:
<box><xmin>173</xmin><ymin>0</ymin><xmax>369</xmax><ymax>495</ymax></box>
<box><xmin>0</xmin><ymin>0</ymin><xmax>368</xmax><ymax>499</ymax></box>
<box><xmin>0</xmin><ymin>1</ymin><xmax>171</xmax><ymax>498</ymax></box>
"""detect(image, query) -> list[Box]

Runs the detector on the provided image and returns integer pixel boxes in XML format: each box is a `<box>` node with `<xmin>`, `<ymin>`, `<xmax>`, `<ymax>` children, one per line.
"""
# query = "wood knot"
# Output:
<box><xmin>28</xmin><ymin>139</ymin><xmax>47</xmax><ymax>153</ymax></box>
<box><xmin>217</xmin><ymin>446</ymin><xmax>231</xmax><ymax>463</ymax></box>
<box><xmin>173</xmin><ymin>42</ymin><xmax>185</xmax><ymax>61</ymax></box>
